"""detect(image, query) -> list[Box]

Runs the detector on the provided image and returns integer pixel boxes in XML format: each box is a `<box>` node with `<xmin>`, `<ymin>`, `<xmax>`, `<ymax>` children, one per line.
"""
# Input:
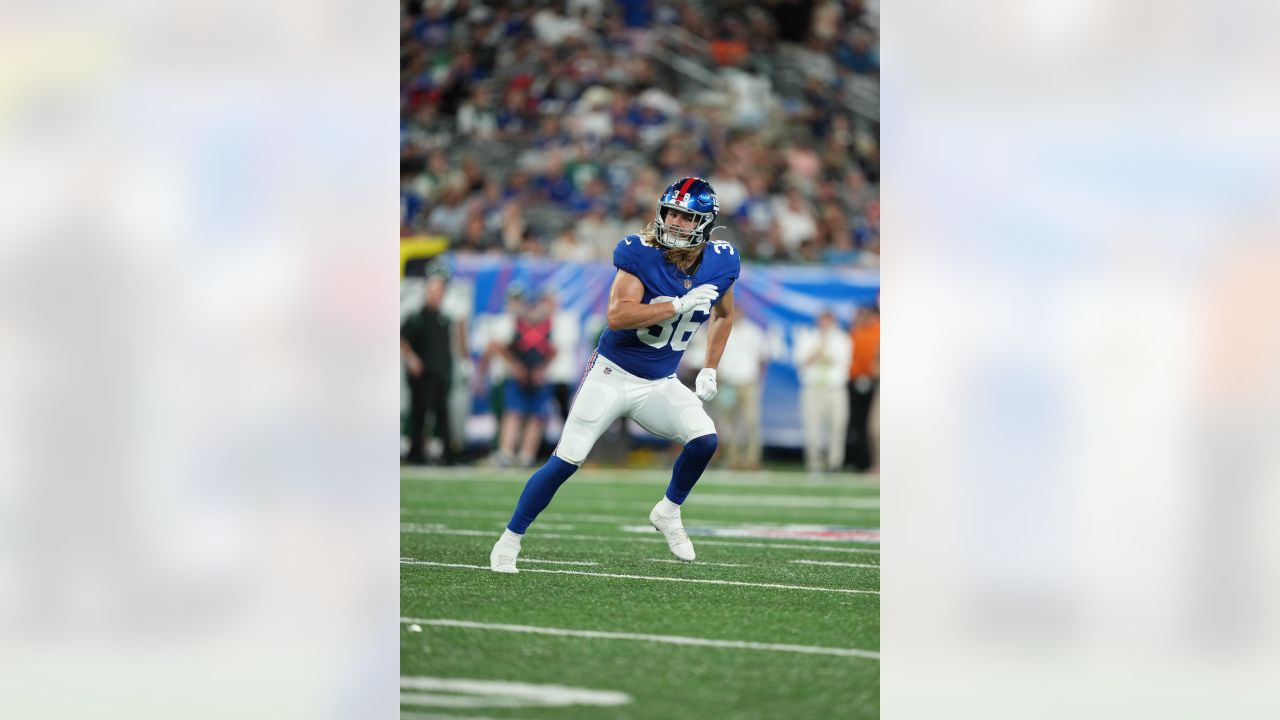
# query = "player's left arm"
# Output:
<box><xmin>694</xmin><ymin>285</ymin><xmax>733</xmax><ymax>402</ymax></box>
<box><xmin>703</xmin><ymin>285</ymin><xmax>734</xmax><ymax>371</ymax></box>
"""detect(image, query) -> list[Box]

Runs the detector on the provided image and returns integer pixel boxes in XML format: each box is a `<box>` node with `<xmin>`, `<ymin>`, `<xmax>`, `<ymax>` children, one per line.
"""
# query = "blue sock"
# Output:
<box><xmin>507</xmin><ymin>455</ymin><xmax>578</xmax><ymax>533</ymax></box>
<box><xmin>665</xmin><ymin>433</ymin><xmax>718</xmax><ymax>505</ymax></box>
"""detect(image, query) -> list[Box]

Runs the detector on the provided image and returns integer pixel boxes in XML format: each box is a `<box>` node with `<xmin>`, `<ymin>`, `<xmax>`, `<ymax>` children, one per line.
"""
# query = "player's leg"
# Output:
<box><xmin>630</xmin><ymin>378</ymin><xmax>718</xmax><ymax>562</ymax></box>
<box><xmin>490</xmin><ymin>356</ymin><xmax>626</xmax><ymax>572</ymax></box>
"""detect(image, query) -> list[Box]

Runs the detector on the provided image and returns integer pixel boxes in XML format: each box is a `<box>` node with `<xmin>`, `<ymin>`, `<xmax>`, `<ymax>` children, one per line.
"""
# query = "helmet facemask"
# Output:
<box><xmin>654</xmin><ymin>204</ymin><xmax>715</xmax><ymax>248</ymax></box>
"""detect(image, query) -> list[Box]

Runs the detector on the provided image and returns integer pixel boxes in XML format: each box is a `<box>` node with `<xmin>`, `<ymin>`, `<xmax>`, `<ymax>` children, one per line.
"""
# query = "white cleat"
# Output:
<box><xmin>489</xmin><ymin>537</ymin><xmax>521</xmax><ymax>573</ymax></box>
<box><xmin>649</xmin><ymin>502</ymin><xmax>696</xmax><ymax>562</ymax></box>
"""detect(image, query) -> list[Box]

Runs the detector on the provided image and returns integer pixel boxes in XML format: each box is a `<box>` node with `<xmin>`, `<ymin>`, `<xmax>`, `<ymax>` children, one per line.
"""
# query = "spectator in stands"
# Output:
<box><xmin>499</xmin><ymin>200</ymin><xmax>526</xmax><ymax>252</ymax></box>
<box><xmin>534</xmin><ymin>151</ymin><xmax>576</xmax><ymax>207</ymax></box>
<box><xmin>734</xmin><ymin>174</ymin><xmax>778</xmax><ymax>237</ymax></box>
<box><xmin>426</xmin><ymin>182</ymin><xmax>468</xmax><ymax>240</ymax></box>
<box><xmin>549</xmin><ymin>228</ymin><xmax>595</xmax><ymax>263</ymax></box>
<box><xmin>774</xmin><ymin>185</ymin><xmax>819</xmax><ymax>254</ymax></box>
<box><xmin>573</xmin><ymin>200</ymin><xmax>625</xmax><ymax>260</ymax></box>
<box><xmin>401</xmin><ymin>275</ymin><xmax>461</xmax><ymax>465</ymax></box>
<box><xmin>457</xmin><ymin>84</ymin><xmax>498</xmax><ymax>140</ymax></box>
<box><xmin>845</xmin><ymin>304</ymin><xmax>880</xmax><ymax>471</ymax></box>
<box><xmin>517</xmin><ymin>227</ymin><xmax>548</xmax><ymax>257</ymax></box>
<box><xmin>795</xmin><ymin>309</ymin><xmax>852</xmax><ymax>473</ymax></box>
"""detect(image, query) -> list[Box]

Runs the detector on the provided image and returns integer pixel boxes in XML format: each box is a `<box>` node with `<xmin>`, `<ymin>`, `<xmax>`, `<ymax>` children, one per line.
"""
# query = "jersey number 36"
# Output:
<box><xmin>637</xmin><ymin>296</ymin><xmax>704</xmax><ymax>351</ymax></box>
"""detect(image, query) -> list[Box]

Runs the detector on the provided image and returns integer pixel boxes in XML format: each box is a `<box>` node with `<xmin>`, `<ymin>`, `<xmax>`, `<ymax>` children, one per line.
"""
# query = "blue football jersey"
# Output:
<box><xmin>596</xmin><ymin>234</ymin><xmax>741</xmax><ymax>379</ymax></box>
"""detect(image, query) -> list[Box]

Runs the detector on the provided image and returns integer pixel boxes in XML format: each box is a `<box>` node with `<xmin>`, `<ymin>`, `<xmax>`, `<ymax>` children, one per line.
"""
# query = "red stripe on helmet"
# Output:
<box><xmin>674</xmin><ymin>177</ymin><xmax>697</xmax><ymax>203</ymax></box>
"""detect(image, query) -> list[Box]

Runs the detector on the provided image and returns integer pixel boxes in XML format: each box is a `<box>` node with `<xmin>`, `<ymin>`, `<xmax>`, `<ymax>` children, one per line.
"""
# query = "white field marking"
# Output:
<box><xmin>400</xmin><ymin>465</ymin><xmax>880</xmax><ymax>487</ymax></box>
<box><xmin>647</xmin><ymin>558</ymin><xmax>744</xmax><ymax>567</ymax></box>
<box><xmin>401</xmin><ymin>560</ymin><xmax>878</xmax><ymax>595</ymax></box>
<box><xmin>790</xmin><ymin>559</ymin><xmax>880</xmax><ymax>569</ymax></box>
<box><xmin>519</xmin><ymin>558</ymin><xmax>599</xmax><ymax>566</ymax></box>
<box><xmin>401</xmin><ymin>694</ymin><xmax>513</xmax><ymax>709</ymax></box>
<box><xmin>401</xmin><ymin>618</ymin><xmax>880</xmax><ymax>660</ymax></box>
<box><xmin>400</xmin><ymin>676</ymin><xmax>630</xmax><ymax>708</ymax></box>
<box><xmin>400</xmin><ymin>524</ymin><xmax>879</xmax><ymax>554</ymax></box>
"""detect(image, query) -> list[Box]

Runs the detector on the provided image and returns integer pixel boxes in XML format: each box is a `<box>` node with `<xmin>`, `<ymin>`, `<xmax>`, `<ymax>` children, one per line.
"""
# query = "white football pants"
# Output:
<box><xmin>555</xmin><ymin>351</ymin><xmax>716</xmax><ymax>465</ymax></box>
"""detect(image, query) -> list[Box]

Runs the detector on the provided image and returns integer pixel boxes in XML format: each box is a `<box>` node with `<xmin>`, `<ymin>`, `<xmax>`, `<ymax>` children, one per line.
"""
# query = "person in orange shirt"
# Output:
<box><xmin>846</xmin><ymin>305</ymin><xmax>880</xmax><ymax>472</ymax></box>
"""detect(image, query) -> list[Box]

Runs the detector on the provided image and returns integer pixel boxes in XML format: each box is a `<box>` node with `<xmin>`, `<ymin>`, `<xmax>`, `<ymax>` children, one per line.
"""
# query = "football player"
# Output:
<box><xmin>491</xmin><ymin>177</ymin><xmax>739</xmax><ymax>572</ymax></box>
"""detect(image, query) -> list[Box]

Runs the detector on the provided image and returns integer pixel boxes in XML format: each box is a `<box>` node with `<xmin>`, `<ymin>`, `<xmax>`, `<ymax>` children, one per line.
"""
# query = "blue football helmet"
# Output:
<box><xmin>654</xmin><ymin>177</ymin><xmax>719</xmax><ymax>248</ymax></box>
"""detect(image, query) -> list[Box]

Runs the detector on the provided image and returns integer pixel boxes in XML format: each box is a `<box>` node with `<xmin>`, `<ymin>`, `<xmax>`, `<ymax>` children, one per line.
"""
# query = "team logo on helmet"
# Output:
<box><xmin>654</xmin><ymin>177</ymin><xmax>720</xmax><ymax>249</ymax></box>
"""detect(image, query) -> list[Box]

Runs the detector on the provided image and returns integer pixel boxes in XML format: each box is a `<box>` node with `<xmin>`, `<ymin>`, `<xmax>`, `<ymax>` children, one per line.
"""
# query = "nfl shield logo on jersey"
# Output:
<box><xmin>683</xmin><ymin>279</ymin><xmax>693</xmax><ymax>289</ymax></box>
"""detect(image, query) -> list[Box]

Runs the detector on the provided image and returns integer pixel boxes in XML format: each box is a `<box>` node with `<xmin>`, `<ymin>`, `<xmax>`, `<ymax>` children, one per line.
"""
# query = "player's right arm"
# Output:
<box><xmin>606</xmin><ymin>269</ymin><xmax>679</xmax><ymax>330</ymax></box>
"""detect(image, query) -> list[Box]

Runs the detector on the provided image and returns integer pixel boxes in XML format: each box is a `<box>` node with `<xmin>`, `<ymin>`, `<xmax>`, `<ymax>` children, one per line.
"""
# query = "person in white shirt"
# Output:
<box><xmin>697</xmin><ymin>315</ymin><xmax>769</xmax><ymax>469</ymax></box>
<box><xmin>794</xmin><ymin>309</ymin><xmax>853</xmax><ymax>473</ymax></box>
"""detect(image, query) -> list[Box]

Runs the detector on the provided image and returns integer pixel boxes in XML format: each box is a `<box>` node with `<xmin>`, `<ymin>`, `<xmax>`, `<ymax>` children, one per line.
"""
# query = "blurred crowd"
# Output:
<box><xmin>401</xmin><ymin>0</ymin><xmax>879</xmax><ymax>266</ymax></box>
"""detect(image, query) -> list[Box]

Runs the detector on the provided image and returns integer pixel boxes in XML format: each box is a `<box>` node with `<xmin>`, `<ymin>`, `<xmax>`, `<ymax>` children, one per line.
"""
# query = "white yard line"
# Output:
<box><xmin>401</xmin><ymin>560</ymin><xmax>878</xmax><ymax>595</ymax></box>
<box><xmin>790</xmin><ymin>559</ymin><xmax>880</xmax><ymax>569</ymax></box>
<box><xmin>401</xmin><ymin>524</ymin><xmax>879</xmax><ymax>554</ymax></box>
<box><xmin>400</xmin><ymin>676</ymin><xmax>630</xmax><ymax>708</ymax></box>
<box><xmin>400</xmin><ymin>618</ymin><xmax>880</xmax><ymax>660</ymax></box>
<box><xmin>647</xmin><ymin>558</ymin><xmax>744</xmax><ymax>567</ymax></box>
<box><xmin>519</xmin><ymin>558</ymin><xmax>599</xmax><ymax>566</ymax></box>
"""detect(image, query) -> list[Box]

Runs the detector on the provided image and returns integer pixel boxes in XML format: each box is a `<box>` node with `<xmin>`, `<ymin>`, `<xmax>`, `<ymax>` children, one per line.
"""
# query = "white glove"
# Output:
<box><xmin>671</xmin><ymin>283</ymin><xmax>719</xmax><ymax>315</ymax></box>
<box><xmin>694</xmin><ymin>368</ymin><xmax>718</xmax><ymax>402</ymax></box>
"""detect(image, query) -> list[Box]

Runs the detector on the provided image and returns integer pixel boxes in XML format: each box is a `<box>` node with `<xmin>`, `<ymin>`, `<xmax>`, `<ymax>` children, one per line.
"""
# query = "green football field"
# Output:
<box><xmin>401</xmin><ymin>465</ymin><xmax>880</xmax><ymax>719</ymax></box>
